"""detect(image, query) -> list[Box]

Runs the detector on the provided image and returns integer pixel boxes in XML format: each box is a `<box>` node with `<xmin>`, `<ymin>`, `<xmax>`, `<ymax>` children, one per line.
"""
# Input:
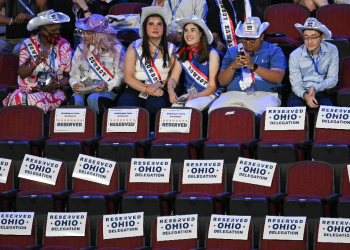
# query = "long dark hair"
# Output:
<box><xmin>178</xmin><ymin>23</ymin><xmax>210</xmax><ymax>64</ymax></box>
<box><xmin>141</xmin><ymin>14</ymin><xmax>169</xmax><ymax>68</ymax></box>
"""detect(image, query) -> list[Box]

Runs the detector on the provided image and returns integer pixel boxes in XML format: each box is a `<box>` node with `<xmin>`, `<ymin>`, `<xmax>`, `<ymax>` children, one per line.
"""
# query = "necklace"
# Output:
<box><xmin>149</xmin><ymin>39</ymin><xmax>163</xmax><ymax>55</ymax></box>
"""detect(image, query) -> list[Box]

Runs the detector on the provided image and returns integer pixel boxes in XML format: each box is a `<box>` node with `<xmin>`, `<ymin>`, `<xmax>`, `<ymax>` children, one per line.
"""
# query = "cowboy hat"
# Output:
<box><xmin>295</xmin><ymin>17</ymin><xmax>332</xmax><ymax>39</ymax></box>
<box><xmin>176</xmin><ymin>15</ymin><xmax>213</xmax><ymax>44</ymax></box>
<box><xmin>27</xmin><ymin>9</ymin><xmax>70</xmax><ymax>31</ymax></box>
<box><xmin>76</xmin><ymin>14</ymin><xmax>118</xmax><ymax>35</ymax></box>
<box><xmin>235</xmin><ymin>17</ymin><xmax>269</xmax><ymax>38</ymax></box>
<box><xmin>139</xmin><ymin>6</ymin><xmax>168</xmax><ymax>37</ymax></box>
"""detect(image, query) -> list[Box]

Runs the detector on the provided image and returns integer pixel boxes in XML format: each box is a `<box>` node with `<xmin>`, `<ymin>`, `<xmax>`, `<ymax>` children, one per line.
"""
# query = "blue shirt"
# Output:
<box><xmin>289</xmin><ymin>41</ymin><xmax>339</xmax><ymax>99</ymax></box>
<box><xmin>221</xmin><ymin>41</ymin><xmax>286</xmax><ymax>92</ymax></box>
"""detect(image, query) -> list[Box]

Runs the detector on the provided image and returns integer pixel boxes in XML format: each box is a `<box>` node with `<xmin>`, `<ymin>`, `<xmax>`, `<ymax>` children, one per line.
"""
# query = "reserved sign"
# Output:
<box><xmin>159</xmin><ymin>109</ymin><xmax>192</xmax><ymax>133</ymax></box>
<box><xmin>265</xmin><ymin>107</ymin><xmax>306</xmax><ymax>130</ymax></box>
<box><xmin>54</xmin><ymin>108</ymin><xmax>86</xmax><ymax>133</ymax></box>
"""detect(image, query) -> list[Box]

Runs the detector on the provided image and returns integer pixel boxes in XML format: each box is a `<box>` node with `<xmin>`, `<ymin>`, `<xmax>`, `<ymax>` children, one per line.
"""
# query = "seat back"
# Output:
<box><xmin>205</xmin><ymin>221</ymin><xmax>254</xmax><ymax>249</ymax></box>
<box><xmin>232</xmin><ymin>165</ymin><xmax>280</xmax><ymax>195</ymax></box>
<box><xmin>0</xmin><ymin>162</ymin><xmax>14</xmax><ymax>211</ymax></box>
<box><xmin>260</xmin><ymin>111</ymin><xmax>308</xmax><ymax>142</ymax></box>
<box><xmin>314</xmin><ymin>118</ymin><xmax>350</xmax><ymax>142</ymax></box>
<box><xmin>207</xmin><ymin>107</ymin><xmax>255</xmax><ymax>142</ymax></box>
<box><xmin>259</xmin><ymin>223</ymin><xmax>308</xmax><ymax>250</ymax></box>
<box><xmin>151</xmin><ymin>220</ymin><xmax>198</xmax><ymax>249</ymax></box>
<box><xmin>286</xmin><ymin>161</ymin><xmax>334</xmax><ymax>197</ymax></box>
<box><xmin>102</xmin><ymin>107</ymin><xmax>149</xmax><ymax>140</ymax></box>
<box><xmin>316</xmin><ymin>5</ymin><xmax>350</xmax><ymax>38</ymax></box>
<box><xmin>49</xmin><ymin>106</ymin><xmax>96</xmax><ymax>140</ymax></box>
<box><xmin>20</xmin><ymin>161</ymin><xmax>67</xmax><ymax>193</ymax></box>
<box><xmin>96</xmin><ymin>219</ymin><xmax>144</xmax><ymax>248</ymax></box>
<box><xmin>0</xmin><ymin>106</ymin><xmax>44</xmax><ymax>140</ymax></box>
<box><xmin>73</xmin><ymin>163</ymin><xmax>120</xmax><ymax>193</ymax></box>
<box><xmin>339</xmin><ymin>57</ymin><xmax>350</xmax><ymax>89</ymax></box>
<box><xmin>0</xmin><ymin>218</ymin><xmax>37</xmax><ymax>247</ymax></box>
<box><xmin>109</xmin><ymin>3</ymin><xmax>148</xmax><ymax>15</ymax></box>
<box><xmin>314</xmin><ymin>223</ymin><xmax>349</xmax><ymax>250</ymax></box>
<box><xmin>264</xmin><ymin>4</ymin><xmax>310</xmax><ymax>39</ymax></box>
<box><xmin>0</xmin><ymin>53</ymin><xmax>19</xmax><ymax>88</ymax></box>
<box><xmin>154</xmin><ymin>108</ymin><xmax>202</xmax><ymax>141</ymax></box>
<box><xmin>43</xmin><ymin>219</ymin><xmax>90</xmax><ymax>248</ymax></box>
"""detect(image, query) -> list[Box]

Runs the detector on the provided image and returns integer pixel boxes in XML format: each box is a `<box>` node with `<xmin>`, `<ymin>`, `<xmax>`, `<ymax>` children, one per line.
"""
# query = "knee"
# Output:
<box><xmin>71</xmin><ymin>94</ymin><xmax>85</xmax><ymax>106</ymax></box>
<box><xmin>87</xmin><ymin>94</ymin><xmax>100</xmax><ymax>112</ymax></box>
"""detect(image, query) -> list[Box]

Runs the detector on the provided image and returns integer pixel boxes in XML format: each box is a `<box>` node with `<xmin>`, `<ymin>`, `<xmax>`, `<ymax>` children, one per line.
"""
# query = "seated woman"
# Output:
<box><xmin>118</xmin><ymin>6</ymin><xmax>176</xmax><ymax>128</ymax></box>
<box><xmin>2</xmin><ymin>9</ymin><xmax>71</xmax><ymax>113</ymax></box>
<box><xmin>168</xmin><ymin>15</ymin><xmax>220</xmax><ymax>111</ymax></box>
<box><xmin>69</xmin><ymin>14</ymin><xmax>124</xmax><ymax>114</ymax></box>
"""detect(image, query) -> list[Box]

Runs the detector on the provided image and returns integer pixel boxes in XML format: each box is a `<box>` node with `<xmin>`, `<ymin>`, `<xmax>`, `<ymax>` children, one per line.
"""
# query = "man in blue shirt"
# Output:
<box><xmin>287</xmin><ymin>18</ymin><xmax>339</xmax><ymax>109</ymax></box>
<box><xmin>209</xmin><ymin>17</ymin><xmax>286</xmax><ymax>115</ymax></box>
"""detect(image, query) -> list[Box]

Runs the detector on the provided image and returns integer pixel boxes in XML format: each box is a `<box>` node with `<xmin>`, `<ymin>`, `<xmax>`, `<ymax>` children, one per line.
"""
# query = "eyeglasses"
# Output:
<box><xmin>242</xmin><ymin>38</ymin><xmax>258</xmax><ymax>43</ymax></box>
<box><xmin>302</xmin><ymin>35</ymin><xmax>322</xmax><ymax>41</ymax></box>
<box><xmin>44</xmin><ymin>26</ymin><xmax>63</xmax><ymax>34</ymax></box>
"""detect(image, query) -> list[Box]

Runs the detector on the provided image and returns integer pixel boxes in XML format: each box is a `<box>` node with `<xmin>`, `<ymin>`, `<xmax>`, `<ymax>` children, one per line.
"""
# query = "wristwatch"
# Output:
<box><xmin>159</xmin><ymin>80</ymin><xmax>165</xmax><ymax>89</ymax></box>
<box><xmin>252</xmin><ymin>63</ymin><xmax>259</xmax><ymax>72</ymax></box>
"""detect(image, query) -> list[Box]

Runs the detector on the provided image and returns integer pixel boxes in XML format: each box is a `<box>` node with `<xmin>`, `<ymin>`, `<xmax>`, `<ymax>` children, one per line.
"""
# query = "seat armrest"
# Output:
<box><xmin>11</xmin><ymin>84</ymin><xmax>19</xmax><ymax>92</ymax></box>
<box><xmin>190</xmin><ymin>248</ymin><xmax>204</xmax><ymax>250</ymax></box>
<box><xmin>269</xmin><ymin>192</ymin><xmax>287</xmax><ymax>203</ymax></box>
<box><xmin>31</xmin><ymin>136</ymin><xmax>48</xmax><ymax>147</ymax></box>
<box><xmin>2</xmin><ymin>189</ymin><xmax>19</xmax><ymax>199</ymax></box>
<box><xmin>271</xmin><ymin>85</ymin><xmax>284</xmax><ymax>95</ymax></box>
<box><xmin>215</xmin><ymin>192</ymin><xmax>231</xmax><ymax>201</ymax></box>
<box><xmin>55</xmin><ymin>190</ymin><xmax>73</xmax><ymax>199</ymax></box>
<box><xmin>80</xmin><ymin>246</ymin><xmax>95</xmax><ymax>250</ymax></box>
<box><xmin>191</xmin><ymin>138</ymin><xmax>208</xmax><ymax>148</ymax></box>
<box><xmin>26</xmin><ymin>244</ymin><xmax>42</xmax><ymax>250</ymax></box>
<box><xmin>244</xmin><ymin>139</ymin><xmax>260</xmax><ymax>149</ymax></box>
<box><xmin>107</xmin><ymin>190</ymin><xmax>125</xmax><ymax>200</ymax></box>
<box><xmin>84</xmin><ymin>137</ymin><xmax>101</xmax><ymax>147</ymax></box>
<box><xmin>138</xmin><ymin>137</ymin><xmax>155</xmax><ymax>147</ymax></box>
<box><xmin>134</xmin><ymin>247</ymin><xmax>151</xmax><ymax>250</ymax></box>
<box><xmin>298</xmin><ymin>139</ymin><xmax>314</xmax><ymax>149</ymax></box>
<box><xmin>324</xmin><ymin>193</ymin><xmax>341</xmax><ymax>204</ymax></box>
<box><xmin>162</xmin><ymin>191</ymin><xmax>179</xmax><ymax>200</ymax></box>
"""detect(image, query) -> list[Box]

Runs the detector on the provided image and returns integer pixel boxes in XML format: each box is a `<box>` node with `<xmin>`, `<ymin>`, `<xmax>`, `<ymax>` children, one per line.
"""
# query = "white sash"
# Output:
<box><xmin>79</xmin><ymin>46</ymin><xmax>114</xmax><ymax>82</ymax></box>
<box><xmin>244</xmin><ymin>0</ymin><xmax>252</xmax><ymax>18</ymax></box>
<box><xmin>237</xmin><ymin>43</ymin><xmax>254</xmax><ymax>90</ymax></box>
<box><xmin>23</xmin><ymin>37</ymin><xmax>40</xmax><ymax>61</ymax></box>
<box><xmin>215</xmin><ymin>0</ymin><xmax>237</xmax><ymax>48</ymax></box>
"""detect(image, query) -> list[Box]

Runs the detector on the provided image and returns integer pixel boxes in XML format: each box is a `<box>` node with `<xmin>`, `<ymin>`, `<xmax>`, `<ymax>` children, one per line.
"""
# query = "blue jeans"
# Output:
<box><xmin>287</xmin><ymin>91</ymin><xmax>333</xmax><ymax>108</ymax></box>
<box><xmin>71</xmin><ymin>90</ymin><xmax>117</xmax><ymax>114</ymax></box>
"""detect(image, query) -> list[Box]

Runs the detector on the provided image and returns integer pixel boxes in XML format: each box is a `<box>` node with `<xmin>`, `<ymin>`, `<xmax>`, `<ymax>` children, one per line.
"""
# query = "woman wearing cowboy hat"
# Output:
<box><xmin>167</xmin><ymin>15</ymin><xmax>220</xmax><ymax>111</ymax></box>
<box><xmin>118</xmin><ymin>6</ymin><xmax>176</xmax><ymax>128</ymax></box>
<box><xmin>69</xmin><ymin>14</ymin><xmax>124</xmax><ymax>115</ymax></box>
<box><xmin>2</xmin><ymin>9</ymin><xmax>72</xmax><ymax>113</ymax></box>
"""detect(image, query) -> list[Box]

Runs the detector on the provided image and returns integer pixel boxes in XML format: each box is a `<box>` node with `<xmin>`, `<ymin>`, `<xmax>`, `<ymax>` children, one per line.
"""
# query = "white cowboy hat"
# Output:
<box><xmin>295</xmin><ymin>17</ymin><xmax>332</xmax><ymax>39</ymax></box>
<box><xmin>176</xmin><ymin>15</ymin><xmax>213</xmax><ymax>44</ymax></box>
<box><xmin>27</xmin><ymin>9</ymin><xmax>70</xmax><ymax>31</ymax></box>
<box><xmin>139</xmin><ymin>6</ymin><xmax>168</xmax><ymax>37</ymax></box>
<box><xmin>235</xmin><ymin>17</ymin><xmax>269</xmax><ymax>38</ymax></box>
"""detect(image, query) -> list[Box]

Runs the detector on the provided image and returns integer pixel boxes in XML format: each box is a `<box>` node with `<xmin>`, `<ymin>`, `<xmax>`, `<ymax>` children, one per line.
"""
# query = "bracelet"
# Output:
<box><xmin>83</xmin><ymin>8</ymin><xmax>90</xmax><ymax>13</ymax></box>
<box><xmin>9</xmin><ymin>18</ymin><xmax>13</xmax><ymax>25</ymax></box>
<box><xmin>32</xmin><ymin>61</ymin><xmax>37</xmax><ymax>67</ymax></box>
<box><xmin>28</xmin><ymin>62</ymin><xmax>34</xmax><ymax>71</ymax></box>
<box><xmin>57</xmin><ymin>81</ymin><xmax>61</xmax><ymax>89</ymax></box>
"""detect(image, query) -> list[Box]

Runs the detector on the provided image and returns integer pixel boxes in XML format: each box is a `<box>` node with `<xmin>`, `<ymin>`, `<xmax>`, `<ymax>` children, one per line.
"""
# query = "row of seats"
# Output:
<box><xmin>1</xmin><ymin>217</ymin><xmax>347</xmax><ymax>250</ymax></box>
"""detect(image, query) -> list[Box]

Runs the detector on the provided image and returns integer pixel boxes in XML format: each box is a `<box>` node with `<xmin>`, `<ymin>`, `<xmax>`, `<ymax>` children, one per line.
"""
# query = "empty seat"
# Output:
<box><xmin>314</xmin><ymin>222</ymin><xmax>349</xmax><ymax>250</ymax></box>
<box><xmin>337</xmin><ymin>57</ymin><xmax>350</xmax><ymax>107</ymax></box>
<box><xmin>337</xmin><ymin>166</ymin><xmax>350</xmax><ymax>218</ymax></box>
<box><xmin>0</xmin><ymin>162</ymin><xmax>16</xmax><ymax>211</ymax></box>
<box><xmin>0</xmin><ymin>53</ymin><xmax>19</xmax><ymax>106</ymax></box>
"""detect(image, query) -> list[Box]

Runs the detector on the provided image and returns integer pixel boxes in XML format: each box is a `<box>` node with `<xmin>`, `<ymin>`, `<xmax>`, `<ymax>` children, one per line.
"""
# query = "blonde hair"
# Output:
<box><xmin>82</xmin><ymin>31</ymin><xmax>122</xmax><ymax>59</ymax></box>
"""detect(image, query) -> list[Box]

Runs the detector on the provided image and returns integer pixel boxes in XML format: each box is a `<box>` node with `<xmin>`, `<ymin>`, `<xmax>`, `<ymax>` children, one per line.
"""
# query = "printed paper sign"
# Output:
<box><xmin>232</xmin><ymin>157</ymin><xmax>276</xmax><ymax>187</ymax></box>
<box><xmin>18</xmin><ymin>154</ymin><xmax>62</xmax><ymax>185</ymax></box>
<box><xmin>182</xmin><ymin>160</ymin><xmax>223</xmax><ymax>184</ymax></box>
<box><xmin>103</xmin><ymin>212</ymin><xmax>144</xmax><ymax>239</ymax></box>
<box><xmin>0</xmin><ymin>158</ymin><xmax>12</xmax><ymax>184</ymax></box>
<box><xmin>159</xmin><ymin>109</ymin><xmax>192</xmax><ymax>133</ymax></box>
<box><xmin>107</xmin><ymin>109</ymin><xmax>139</xmax><ymax>133</ymax></box>
<box><xmin>46</xmin><ymin>212</ymin><xmax>87</xmax><ymax>237</ymax></box>
<box><xmin>208</xmin><ymin>215</ymin><xmax>251</xmax><ymax>240</ymax></box>
<box><xmin>72</xmin><ymin>154</ymin><xmax>116</xmax><ymax>186</ymax></box>
<box><xmin>316</xmin><ymin>106</ymin><xmax>350</xmax><ymax>130</ymax></box>
<box><xmin>263</xmin><ymin>216</ymin><xmax>306</xmax><ymax>240</ymax></box>
<box><xmin>129</xmin><ymin>158</ymin><xmax>171</xmax><ymax>183</ymax></box>
<box><xmin>0</xmin><ymin>212</ymin><xmax>34</xmax><ymax>235</ymax></box>
<box><xmin>265</xmin><ymin>107</ymin><xmax>306</xmax><ymax>130</ymax></box>
<box><xmin>318</xmin><ymin>217</ymin><xmax>350</xmax><ymax>243</ymax></box>
<box><xmin>157</xmin><ymin>214</ymin><xmax>197</xmax><ymax>241</ymax></box>
<box><xmin>54</xmin><ymin>108</ymin><xmax>86</xmax><ymax>133</ymax></box>
<box><xmin>347</xmin><ymin>165</ymin><xmax>350</xmax><ymax>184</ymax></box>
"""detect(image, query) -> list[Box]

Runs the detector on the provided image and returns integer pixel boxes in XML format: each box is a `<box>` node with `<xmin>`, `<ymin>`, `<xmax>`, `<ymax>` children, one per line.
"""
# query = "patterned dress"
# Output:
<box><xmin>3</xmin><ymin>35</ymin><xmax>72</xmax><ymax>113</ymax></box>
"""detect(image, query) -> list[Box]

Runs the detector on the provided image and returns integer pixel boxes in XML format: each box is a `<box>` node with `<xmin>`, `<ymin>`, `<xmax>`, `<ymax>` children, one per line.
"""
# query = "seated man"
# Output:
<box><xmin>287</xmin><ymin>18</ymin><xmax>338</xmax><ymax>109</ymax></box>
<box><xmin>209</xmin><ymin>17</ymin><xmax>286</xmax><ymax>115</ymax></box>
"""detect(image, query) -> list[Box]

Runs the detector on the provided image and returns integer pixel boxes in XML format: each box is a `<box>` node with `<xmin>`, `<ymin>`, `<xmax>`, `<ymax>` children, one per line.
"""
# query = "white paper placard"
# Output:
<box><xmin>232</xmin><ymin>157</ymin><xmax>276</xmax><ymax>187</ymax></box>
<box><xmin>129</xmin><ymin>158</ymin><xmax>171</xmax><ymax>183</ymax></box>
<box><xmin>72</xmin><ymin>154</ymin><xmax>116</xmax><ymax>186</ymax></box>
<box><xmin>265</xmin><ymin>107</ymin><xmax>306</xmax><ymax>130</ymax></box>
<box><xmin>225</xmin><ymin>111</ymin><xmax>235</xmax><ymax>115</ymax></box>
<box><xmin>103</xmin><ymin>212</ymin><xmax>144</xmax><ymax>239</ymax></box>
<box><xmin>45</xmin><ymin>212</ymin><xmax>87</xmax><ymax>237</ymax></box>
<box><xmin>0</xmin><ymin>158</ymin><xmax>12</xmax><ymax>184</ymax></box>
<box><xmin>0</xmin><ymin>212</ymin><xmax>34</xmax><ymax>235</ymax></box>
<box><xmin>54</xmin><ymin>108</ymin><xmax>86</xmax><ymax>133</ymax></box>
<box><xmin>318</xmin><ymin>217</ymin><xmax>350</xmax><ymax>243</ymax></box>
<box><xmin>158</xmin><ymin>109</ymin><xmax>192</xmax><ymax>133</ymax></box>
<box><xmin>347</xmin><ymin>165</ymin><xmax>350</xmax><ymax>184</ymax></box>
<box><xmin>208</xmin><ymin>215</ymin><xmax>251</xmax><ymax>240</ymax></box>
<box><xmin>106</xmin><ymin>108</ymin><xmax>139</xmax><ymax>133</ymax></box>
<box><xmin>263</xmin><ymin>216</ymin><xmax>306</xmax><ymax>240</ymax></box>
<box><xmin>18</xmin><ymin>154</ymin><xmax>62</xmax><ymax>185</ymax></box>
<box><xmin>182</xmin><ymin>160</ymin><xmax>223</xmax><ymax>184</ymax></box>
<box><xmin>157</xmin><ymin>214</ymin><xmax>197</xmax><ymax>241</ymax></box>
<box><xmin>316</xmin><ymin>106</ymin><xmax>350</xmax><ymax>130</ymax></box>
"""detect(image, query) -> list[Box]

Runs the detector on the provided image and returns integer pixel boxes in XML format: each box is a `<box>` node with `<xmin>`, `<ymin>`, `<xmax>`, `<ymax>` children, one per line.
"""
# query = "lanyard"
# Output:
<box><xmin>168</xmin><ymin>0</ymin><xmax>183</xmax><ymax>22</ymax></box>
<box><xmin>152</xmin><ymin>45</ymin><xmax>160</xmax><ymax>61</ymax></box>
<box><xmin>227</xmin><ymin>0</ymin><xmax>238</xmax><ymax>25</ymax></box>
<box><xmin>308</xmin><ymin>47</ymin><xmax>324</xmax><ymax>75</ymax></box>
<box><xmin>39</xmin><ymin>39</ymin><xmax>58</xmax><ymax>81</ymax></box>
<box><xmin>18</xmin><ymin>0</ymin><xmax>35</xmax><ymax>16</ymax></box>
<box><xmin>73</xmin><ymin>3</ymin><xmax>79</xmax><ymax>22</ymax></box>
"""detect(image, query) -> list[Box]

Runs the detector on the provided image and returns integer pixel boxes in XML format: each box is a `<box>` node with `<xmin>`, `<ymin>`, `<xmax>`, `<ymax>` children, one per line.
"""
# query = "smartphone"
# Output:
<box><xmin>236</xmin><ymin>51</ymin><xmax>245</xmax><ymax>56</ymax></box>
